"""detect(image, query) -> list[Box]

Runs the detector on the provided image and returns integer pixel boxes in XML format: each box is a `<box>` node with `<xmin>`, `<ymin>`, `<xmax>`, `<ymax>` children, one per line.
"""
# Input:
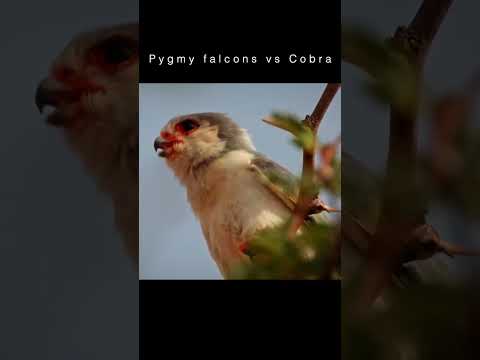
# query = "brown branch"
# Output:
<box><xmin>287</xmin><ymin>83</ymin><xmax>340</xmax><ymax>239</ymax></box>
<box><xmin>409</xmin><ymin>0</ymin><xmax>455</xmax><ymax>63</ymax></box>
<box><xmin>305</xmin><ymin>84</ymin><xmax>341</xmax><ymax>133</ymax></box>
<box><xmin>409</xmin><ymin>224</ymin><xmax>480</xmax><ymax>258</ymax></box>
<box><xmin>381</xmin><ymin>0</ymin><xmax>454</xmax><ymax>223</ymax></box>
<box><xmin>357</xmin><ymin>0</ymin><xmax>455</xmax><ymax>310</ymax></box>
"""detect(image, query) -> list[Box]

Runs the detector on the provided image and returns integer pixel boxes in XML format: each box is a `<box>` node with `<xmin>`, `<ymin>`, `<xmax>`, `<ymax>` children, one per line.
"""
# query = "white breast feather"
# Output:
<box><xmin>184</xmin><ymin>150</ymin><xmax>291</xmax><ymax>276</ymax></box>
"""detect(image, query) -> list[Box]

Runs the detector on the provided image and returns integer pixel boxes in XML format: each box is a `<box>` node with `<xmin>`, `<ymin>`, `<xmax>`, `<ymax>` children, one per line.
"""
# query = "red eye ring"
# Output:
<box><xmin>175</xmin><ymin>119</ymin><xmax>199</xmax><ymax>135</ymax></box>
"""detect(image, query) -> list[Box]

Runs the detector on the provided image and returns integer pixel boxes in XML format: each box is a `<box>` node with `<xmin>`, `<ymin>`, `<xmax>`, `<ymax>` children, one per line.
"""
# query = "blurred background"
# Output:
<box><xmin>140</xmin><ymin>84</ymin><xmax>341</xmax><ymax>279</ymax></box>
<box><xmin>343</xmin><ymin>1</ymin><xmax>480</xmax><ymax>358</ymax></box>
<box><xmin>343</xmin><ymin>0</ymin><xmax>480</xmax><ymax>279</ymax></box>
<box><xmin>0</xmin><ymin>2</ymin><xmax>138</xmax><ymax>359</ymax></box>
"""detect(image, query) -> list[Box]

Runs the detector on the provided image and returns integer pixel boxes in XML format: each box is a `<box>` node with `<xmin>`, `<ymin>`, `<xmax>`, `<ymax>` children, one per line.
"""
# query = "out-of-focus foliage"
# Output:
<box><xmin>423</xmin><ymin>95</ymin><xmax>480</xmax><ymax>217</ymax></box>
<box><xmin>319</xmin><ymin>143</ymin><xmax>341</xmax><ymax>196</ymax></box>
<box><xmin>229</xmin><ymin>111</ymin><xmax>341</xmax><ymax>280</ymax></box>
<box><xmin>343</xmin><ymin>18</ymin><xmax>480</xmax><ymax>359</ymax></box>
<box><xmin>343</xmin><ymin>26</ymin><xmax>418</xmax><ymax>115</ymax></box>
<box><xmin>343</xmin><ymin>284</ymin><xmax>480</xmax><ymax>360</ymax></box>
<box><xmin>230</xmin><ymin>222</ymin><xmax>339</xmax><ymax>280</ymax></box>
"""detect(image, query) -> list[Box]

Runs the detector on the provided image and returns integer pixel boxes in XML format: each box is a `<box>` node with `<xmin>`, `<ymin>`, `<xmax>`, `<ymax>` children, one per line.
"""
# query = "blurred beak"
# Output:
<box><xmin>35</xmin><ymin>79</ymin><xmax>55</xmax><ymax>113</ymax></box>
<box><xmin>154</xmin><ymin>137</ymin><xmax>168</xmax><ymax>157</ymax></box>
<box><xmin>35</xmin><ymin>78</ymin><xmax>80</xmax><ymax>126</ymax></box>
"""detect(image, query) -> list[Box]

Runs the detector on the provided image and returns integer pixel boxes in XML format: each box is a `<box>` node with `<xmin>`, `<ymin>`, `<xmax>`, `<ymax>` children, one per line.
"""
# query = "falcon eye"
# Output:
<box><xmin>87</xmin><ymin>35</ymin><xmax>138</xmax><ymax>71</ymax></box>
<box><xmin>101</xmin><ymin>36</ymin><xmax>137</xmax><ymax>64</ymax></box>
<box><xmin>175</xmin><ymin>119</ymin><xmax>200</xmax><ymax>134</ymax></box>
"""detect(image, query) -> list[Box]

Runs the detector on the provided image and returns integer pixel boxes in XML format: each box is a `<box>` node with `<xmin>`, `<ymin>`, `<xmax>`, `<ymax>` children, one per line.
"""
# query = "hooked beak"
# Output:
<box><xmin>154</xmin><ymin>136</ymin><xmax>184</xmax><ymax>158</ymax></box>
<box><xmin>35</xmin><ymin>78</ymin><xmax>80</xmax><ymax>126</ymax></box>
<box><xmin>154</xmin><ymin>137</ymin><xmax>169</xmax><ymax>157</ymax></box>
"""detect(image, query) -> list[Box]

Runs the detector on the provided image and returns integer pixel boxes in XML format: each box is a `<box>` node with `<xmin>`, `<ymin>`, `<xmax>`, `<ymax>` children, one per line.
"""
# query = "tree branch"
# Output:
<box><xmin>288</xmin><ymin>83</ymin><xmax>340</xmax><ymax>239</ymax></box>
<box><xmin>305</xmin><ymin>84</ymin><xmax>341</xmax><ymax>134</ymax></box>
<box><xmin>409</xmin><ymin>0</ymin><xmax>455</xmax><ymax>63</ymax></box>
<box><xmin>358</xmin><ymin>0</ymin><xmax>455</xmax><ymax>309</ymax></box>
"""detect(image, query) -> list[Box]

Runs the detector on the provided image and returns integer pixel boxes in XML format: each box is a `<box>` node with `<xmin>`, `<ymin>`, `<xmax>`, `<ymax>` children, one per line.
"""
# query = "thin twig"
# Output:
<box><xmin>287</xmin><ymin>83</ymin><xmax>340</xmax><ymax>239</ymax></box>
<box><xmin>305</xmin><ymin>84</ymin><xmax>342</xmax><ymax>133</ymax></box>
<box><xmin>309</xmin><ymin>197</ymin><xmax>339</xmax><ymax>215</ymax></box>
<box><xmin>262</xmin><ymin>116</ymin><xmax>297</xmax><ymax>133</ymax></box>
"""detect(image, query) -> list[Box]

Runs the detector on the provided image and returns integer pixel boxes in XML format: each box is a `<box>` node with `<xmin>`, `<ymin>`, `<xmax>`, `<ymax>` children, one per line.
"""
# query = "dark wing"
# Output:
<box><xmin>249</xmin><ymin>154</ymin><xmax>300</xmax><ymax>212</ymax></box>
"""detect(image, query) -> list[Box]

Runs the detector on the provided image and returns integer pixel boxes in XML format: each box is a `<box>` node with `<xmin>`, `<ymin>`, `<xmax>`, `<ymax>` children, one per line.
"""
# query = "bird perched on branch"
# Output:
<box><xmin>35</xmin><ymin>23</ymin><xmax>139</xmax><ymax>264</ymax></box>
<box><xmin>154</xmin><ymin>113</ymin><xmax>325</xmax><ymax>277</ymax></box>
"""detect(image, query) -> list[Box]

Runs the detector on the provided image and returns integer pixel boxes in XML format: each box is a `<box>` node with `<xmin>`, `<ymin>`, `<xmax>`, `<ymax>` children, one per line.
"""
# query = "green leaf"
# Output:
<box><xmin>229</xmin><ymin>220</ymin><xmax>339</xmax><ymax>280</ymax></box>
<box><xmin>342</xmin><ymin>26</ymin><xmax>418</xmax><ymax>116</ymax></box>
<box><xmin>267</xmin><ymin>112</ymin><xmax>315</xmax><ymax>153</ymax></box>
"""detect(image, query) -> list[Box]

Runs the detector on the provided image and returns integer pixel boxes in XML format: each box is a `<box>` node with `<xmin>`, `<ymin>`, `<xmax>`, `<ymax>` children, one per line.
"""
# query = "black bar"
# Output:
<box><xmin>139</xmin><ymin>2</ymin><xmax>341</xmax><ymax>83</ymax></box>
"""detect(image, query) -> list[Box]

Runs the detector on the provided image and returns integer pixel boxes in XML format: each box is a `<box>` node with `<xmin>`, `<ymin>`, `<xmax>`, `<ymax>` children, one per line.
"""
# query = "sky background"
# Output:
<box><xmin>140</xmin><ymin>84</ymin><xmax>341</xmax><ymax>279</ymax></box>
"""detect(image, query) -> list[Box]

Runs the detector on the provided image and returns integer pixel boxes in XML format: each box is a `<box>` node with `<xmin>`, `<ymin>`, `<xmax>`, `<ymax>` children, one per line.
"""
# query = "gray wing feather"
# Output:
<box><xmin>249</xmin><ymin>153</ymin><xmax>300</xmax><ymax>212</ymax></box>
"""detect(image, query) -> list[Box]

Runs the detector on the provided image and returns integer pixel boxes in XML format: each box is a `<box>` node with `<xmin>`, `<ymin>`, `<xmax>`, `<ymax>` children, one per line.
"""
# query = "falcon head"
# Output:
<box><xmin>35</xmin><ymin>24</ymin><xmax>139</xmax><ymax>264</ymax></box>
<box><xmin>35</xmin><ymin>23</ymin><xmax>138</xmax><ymax>131</ymax></box>
<box><xmin>35</xmin><ymin>23</ymin><xmax>139</xmax><ymax>188</ymax></box>
<box><xmin>154</xmin><ymin>113</ymin><xmax>255</xmax><ymax>179</ymax></box>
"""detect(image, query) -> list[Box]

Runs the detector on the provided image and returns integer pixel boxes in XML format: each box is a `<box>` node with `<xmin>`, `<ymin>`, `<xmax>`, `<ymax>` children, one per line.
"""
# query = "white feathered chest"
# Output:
<box><xmin>184</xmin><ymin>150</ymin><xmax>291</xmax><ymax>276</ymax></box>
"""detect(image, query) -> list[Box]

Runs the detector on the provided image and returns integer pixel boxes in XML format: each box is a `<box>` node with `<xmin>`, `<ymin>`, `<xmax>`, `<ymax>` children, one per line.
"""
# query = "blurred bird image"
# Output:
<box><xmin>35</xmin><ymin>23</ymin><xmax>139</xmax><ymax>264</ymax></box>
<box><xmin>154</xmin><ymin>112</ymin><xmax>326</xmax><ymax>277</ymax></box>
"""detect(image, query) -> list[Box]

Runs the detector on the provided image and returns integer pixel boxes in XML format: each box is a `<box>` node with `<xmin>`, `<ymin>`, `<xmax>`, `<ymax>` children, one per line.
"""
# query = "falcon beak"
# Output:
<box><xmin>35</xmin><ymin>78</ymin><xmax>80</xmax><ymax>126</ymax></box>
<box><xmin>35</xmin><ymin>79</ymin><xmax>55</xmax><ymax>113</ymax></box>
<box><xmin>153</xmin><ymin>137</ymin><xmax>168</xmax><ymax>157</ymax></box>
